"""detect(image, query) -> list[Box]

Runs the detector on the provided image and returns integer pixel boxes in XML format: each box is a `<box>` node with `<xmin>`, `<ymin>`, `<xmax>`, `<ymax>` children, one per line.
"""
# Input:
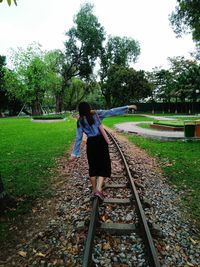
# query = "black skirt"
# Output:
<box><xmin>86</xmin><ymin>135</ymin><xmax>111</xmax><ymax>177</ymax></box>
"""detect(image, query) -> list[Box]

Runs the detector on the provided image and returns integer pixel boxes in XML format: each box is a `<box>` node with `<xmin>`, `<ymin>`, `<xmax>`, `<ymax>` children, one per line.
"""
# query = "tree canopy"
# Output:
<box><xmin>170</xmin><ymin>0</ymin><xmax>200</xmax><ymax>42</ymax></box>
<box><xmin>5</xmin><ymin>43</ymin><xmax>49</xmax><ymax>115</ymax></box>
<box><xmin>64</xmin><ymin>3</ymin><xmax>105</xmax><ymax>81</ymax></box>
<box><xmin>99</xmin><ymin>36</ymin><xmax>141</xmax><ymax>107</ymax></box>
<box><xmin>106</xmin><ymin>65</ymin><xmax>151</xmax><ymax>107</ymax></box>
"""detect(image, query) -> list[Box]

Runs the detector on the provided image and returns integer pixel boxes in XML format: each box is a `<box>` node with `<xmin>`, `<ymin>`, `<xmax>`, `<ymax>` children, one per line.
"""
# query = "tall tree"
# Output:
<box><xmin>6</xmin><ymin>43</ymin><xmax>49</xmax><ymax>115</ymax></box>
<box><xmin>0</xmin><ymin>55</ymin><xmax>7</xmax><ymax>115</ymax></box>
<box><xmin>58</xmin><ymin>3</ymin><xmax>105</xmax><ymax>112</ymax></box>
<box><xmin>44</xmin><ymin>50</ymin><xmax>64</xmax><ymax>112</ymax></box>
<box><xmin>152</xmin><ymin>68</ymin><xmax>175</xmax><ymax>107</ymax></box>
<box><xmin>99</xmin><ymin>36</ymin><xmax>140</xmax><ymax>107</ymax></box>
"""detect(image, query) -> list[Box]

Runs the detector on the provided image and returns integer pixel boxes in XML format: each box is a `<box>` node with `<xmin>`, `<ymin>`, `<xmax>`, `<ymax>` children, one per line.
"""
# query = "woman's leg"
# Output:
<box><xmin>96</xmin><ymin>176</ymin><xmax>104</xmax><ymax>192</ymax></box>
<box><xmin>90</xmin><ymin>176</ymin><xmax>96</xmax><ymax>193</ymax></box>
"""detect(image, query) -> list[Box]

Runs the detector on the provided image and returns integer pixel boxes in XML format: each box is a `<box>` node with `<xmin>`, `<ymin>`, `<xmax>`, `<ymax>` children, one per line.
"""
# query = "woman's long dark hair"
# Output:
<box><xmin>78</xmin><ymin>102</ymin><xmax>95</xmax><ymax>127</ymax></box>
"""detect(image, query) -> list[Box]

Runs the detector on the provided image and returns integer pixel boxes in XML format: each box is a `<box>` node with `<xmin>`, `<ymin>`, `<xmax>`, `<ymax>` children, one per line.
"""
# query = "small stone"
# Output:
<box><xmin>76</xmin><ymin>221</ymin><xmax>85</xmax><ymax>229</ymax></box>
<box><xmin>125</xmin><ymin>214</ymin><xmax>132</xmax><ymax>221</ymax></box>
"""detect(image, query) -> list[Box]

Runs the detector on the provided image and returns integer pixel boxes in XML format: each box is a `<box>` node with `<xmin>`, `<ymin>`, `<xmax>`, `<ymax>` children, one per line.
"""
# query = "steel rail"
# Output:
<box><xmin>82</xmin><ymin>197</ymin><xmax>99</xmax><ymax>267</ymax></box>
<box><xmin>106</xmin><ymin>130</ymin><xmax>160</xmax><ymax>267</ymax></box>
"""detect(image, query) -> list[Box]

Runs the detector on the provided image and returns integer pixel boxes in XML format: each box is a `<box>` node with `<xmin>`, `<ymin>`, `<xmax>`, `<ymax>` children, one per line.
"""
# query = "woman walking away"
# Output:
<box><xmin>70</xmin><ymin>102</ymin><xmax>137</xmax><ymax>201</ymax></box>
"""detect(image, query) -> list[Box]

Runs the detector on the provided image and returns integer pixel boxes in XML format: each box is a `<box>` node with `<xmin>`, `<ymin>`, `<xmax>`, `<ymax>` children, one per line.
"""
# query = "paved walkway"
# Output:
<box><xmin>114</xmin><ymin>115</ymin><xmax>185</xmax><ymax>141</ymax></box>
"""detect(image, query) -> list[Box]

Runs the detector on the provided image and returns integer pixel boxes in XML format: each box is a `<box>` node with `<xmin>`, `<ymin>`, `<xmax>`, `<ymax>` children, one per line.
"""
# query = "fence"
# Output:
<box><xmin>135</xmin><ymin>102</ymin><xmax>200</xmax><ymax>114</ymax></box>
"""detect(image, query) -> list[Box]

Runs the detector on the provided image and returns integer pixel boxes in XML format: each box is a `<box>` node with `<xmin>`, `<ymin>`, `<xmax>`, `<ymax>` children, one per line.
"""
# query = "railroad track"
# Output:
<box><xmin>82</xmin><ymin>130</ymin><xmax>161</xmax><ymax>267</ymax></box>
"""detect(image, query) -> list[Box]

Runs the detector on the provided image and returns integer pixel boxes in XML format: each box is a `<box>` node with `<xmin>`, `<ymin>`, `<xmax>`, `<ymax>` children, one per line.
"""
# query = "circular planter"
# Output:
<box><xmin>150</xmin><ymin>124</ymin><xmax>183</xmax><ymax>131</ymax></box>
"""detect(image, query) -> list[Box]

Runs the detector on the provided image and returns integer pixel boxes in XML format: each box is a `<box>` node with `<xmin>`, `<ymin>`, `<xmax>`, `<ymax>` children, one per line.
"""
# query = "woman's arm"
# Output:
<box><xmin>97</xmin><ymin>105</ymin><xmax>137</xmax><ymax>119</ymax></box>
<box><xmin>70</xmin><ymin>125</ymin><xmax>83</xmax><ymax>160</ymax></box>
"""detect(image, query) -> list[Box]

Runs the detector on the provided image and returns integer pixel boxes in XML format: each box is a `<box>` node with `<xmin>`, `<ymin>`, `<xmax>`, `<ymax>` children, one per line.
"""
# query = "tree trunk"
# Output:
<box><xmin>104</xmin><ymin>90</ymin><xmax>111</xmax><ymax>108</ymax></box>
<box><xmin>192</xmin><ymin>92</ymin><xmax>197</xmax><ymax>114</ymax></box>
<box><xmin>175</xmin><ymin>97</ymin><xmax>178</xmax><ymax>114</ymax></box>
<box><xmin>55</xmin><ymin>93</ymin><xmax>63</xmax><ymax>113</ymax></box>
<box><xmin>168</xmin><ymin>97</ymin><xmax>171</xmax><ymax>113</ymax></box>
<box><xmin>0</xmin><ymin>174</ymin><xmax>16</xmax><ymax>213</ymax></box>
<box><xmin>31</xmin><ymin>100</ymin><xmax>42</xmax><ymax>116</ymax></box>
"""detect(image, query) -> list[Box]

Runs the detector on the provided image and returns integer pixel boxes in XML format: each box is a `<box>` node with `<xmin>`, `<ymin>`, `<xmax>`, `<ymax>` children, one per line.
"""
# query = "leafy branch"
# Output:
<box><xmin>0</xmin><ymin>0</ymin><xmax>17</xmax><ymax>6</ymax></box>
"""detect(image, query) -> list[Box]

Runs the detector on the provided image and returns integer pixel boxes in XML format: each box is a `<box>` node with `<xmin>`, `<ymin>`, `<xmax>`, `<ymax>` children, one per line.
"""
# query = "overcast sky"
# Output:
<box><xmin>0</xmin><ymin>0</ymin><xmax>196</xmax><ymax>71</ymax></box>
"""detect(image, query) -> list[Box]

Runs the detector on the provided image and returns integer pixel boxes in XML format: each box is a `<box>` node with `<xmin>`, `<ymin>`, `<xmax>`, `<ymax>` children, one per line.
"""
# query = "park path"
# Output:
<box><xmin>114</xmin><ymin>114</ymin><xmax>200</xmax><ymax>141</ymax></box>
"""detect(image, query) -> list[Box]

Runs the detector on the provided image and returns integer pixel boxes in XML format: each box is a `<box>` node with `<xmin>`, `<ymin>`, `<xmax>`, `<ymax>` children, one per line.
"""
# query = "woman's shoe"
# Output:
<box><xmin>94</xmin><ymin>190</ymin><xmax>104</xmax><ymax>202</ymax></box>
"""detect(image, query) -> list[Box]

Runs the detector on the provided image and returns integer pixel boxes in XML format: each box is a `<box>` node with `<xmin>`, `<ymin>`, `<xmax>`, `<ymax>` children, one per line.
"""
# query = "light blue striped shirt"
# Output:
<box><xmin>71</xmin><ymin>105</ymin><xmax>128</xmax><ymax>157</ymax></box>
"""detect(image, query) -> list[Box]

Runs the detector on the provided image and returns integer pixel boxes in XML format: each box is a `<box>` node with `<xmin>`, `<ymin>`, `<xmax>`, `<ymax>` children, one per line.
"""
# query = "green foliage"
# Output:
<box><xmin>169</xmin><ymin>57</ymin><xmax>200</xmax><ymax>104</ymax></box>
<box><xmin>151</xmin><ymin>68</ymin><xmax>175</xmax><ymax>102</ymax></box>
<box><xmin>44</xmin><ymin>50</ymin><xmax>63</xmax><ymax>95</ymax></box>
<box><xmin>5</xmin><ymin>44</ymin><xmax>64</xmax><ymax>115</ymax></box>
<box><xmin>106</xmin><ymin>65</ymin><xmax>151</xmax><ymax>106</ymax></box>
<box><xmin>64</xmin><ymin>3</ymin><xmax>105</xmax><ymax>80</ymax></box>
<box><xmin>0</xmin><ymin>55</ymin><xmax>6</xmax><ymax>111</ymax></box>
<box><xmin>150</xmin><ymin>57</ymin><xmax>200</xmax><ymax>109</ymax></box>
<box><xmin>6</xmin><ymin>43</ymin><xmax>48</xmax><ymax>114</ymax></box>
<box><xmin>64</xmin><ymin>78</ymin><xmax>100</xmax><ymax>110</ymax></box>
<box><xmin>99</xmin><ymin>36</ymin><xmax>141</xmax><ymax>107</ymax></box>
<box><xmin>170</xmin><ymin>0</ymin><xmax>200</xmax><ymax>42</ymax></box>
<box><xmin>64</xmin><ymin>78</ymin><xmax>85</xmax><ymax>110</ymax></box>
<box><xmin>104</xmin><ymin>36</ymin><xmax>140</xmax><ymax>67</ymax></box>
<box><xmin>84</xmin><ymin>83</ymin><xmax>105</xmax><ymax>108</ymax></box>
<box><xmin>32</xmin><ymin>115</ymin><xmax>65</xmax><ymax>120</ymax></box>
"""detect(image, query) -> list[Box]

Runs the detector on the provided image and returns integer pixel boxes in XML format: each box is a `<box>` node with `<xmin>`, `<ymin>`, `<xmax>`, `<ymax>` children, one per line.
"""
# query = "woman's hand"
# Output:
<box><xmin>69</xmin><ymin>155</ymin><xmax>77</xmax><ymax>161</ymax></box>
<box><xmin>128</xmin><ymin>105</ymin><xmax>137</xmax><ymax>110</ymax></box>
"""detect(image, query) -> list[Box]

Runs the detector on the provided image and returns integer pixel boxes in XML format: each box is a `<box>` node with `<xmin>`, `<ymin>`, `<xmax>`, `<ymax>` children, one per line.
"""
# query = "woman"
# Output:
<box><xmin>70</xmin><ymin>102</ymin><xmax>137</xmax><ymax>201</ymax></box>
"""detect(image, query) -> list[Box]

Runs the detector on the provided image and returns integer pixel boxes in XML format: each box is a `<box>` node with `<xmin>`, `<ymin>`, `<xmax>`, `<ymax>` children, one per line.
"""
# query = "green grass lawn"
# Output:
<box><xmin>137</xmin><ymin>123</ymin><xmax>152</xmax><ymax>129</ymax></box>
<box><xmin>103</xmin><ymin>114</ymin><xmax>153</xmax><ymax>127</ymax></box>
<box><xmin>104</xmin><ymin>115</ymin><xmax>200</xmax><ymax>223</ymax></box>
<box><xmin>173</xmin><ymin>117</ymin><xmax>200</xmax><ymax>121</ymax></box>
<box><xmin>0</xmin><ymin>116</ymin><xmax>76</xmax><ymax>198</ymax></box>
<box><xmin>0</xmin><ymin>116</ymin><xmax>76</xmax><ymax>240</ymax></box>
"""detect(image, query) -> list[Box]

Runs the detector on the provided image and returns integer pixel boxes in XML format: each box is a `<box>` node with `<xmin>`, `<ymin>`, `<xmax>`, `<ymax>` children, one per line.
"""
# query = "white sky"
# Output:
<box><xmin>0</xmin><ymin>0</ymin><xmax>196</xmax><ymax>71</ymax></box>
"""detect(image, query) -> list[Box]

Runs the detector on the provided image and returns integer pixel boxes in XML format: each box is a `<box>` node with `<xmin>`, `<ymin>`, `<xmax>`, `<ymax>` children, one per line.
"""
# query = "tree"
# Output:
<box><xmin>63</xmin><ymin>78</ymin><xmax>98</xmax><ymax>110</ymax></box>
<box><xmin>99</xmin><ymin>36</ymin><xmax>140</xmax><ymax>107</ymax></box>
<box><xmin>0</xmin><ymin>55</ymin><xmax>6</xmax><ymax>115</ymax></box>
<box><xmin>106</xmin><ymin>65</ymin><xmax>151</xmax><ymax>106</ymax></box>
<box><xmin>152</xmin><ymin>68</ymin><xmax>175</xmax><ymax>110</ymax></box>
<box><xmin>6</xmin><ymin>43</ymin><xmax>49</xmax><ymax>115</ymax></box>
<box><xmin>170</xmin><ymin>0</ymin><xmax>200</xmax><ymax>57</ymax></box>
<box><xmin>44</xmin><ymin>50</ymin><xmax>64</xmax><ymax>112</ymax></box>
<box><xmin>170</xmin><ymin>0</ymin><xmax>200</xmax><ymax>41</ymax></box>
<box><xmin>168</xmin><ymin>56</ymin><xmax>200</xmax><ymax>112</ymax></box>
<box><xmin>58</xmin><ymin>3</ymin><xmax>105</xmax><ymax>111</ymax></box>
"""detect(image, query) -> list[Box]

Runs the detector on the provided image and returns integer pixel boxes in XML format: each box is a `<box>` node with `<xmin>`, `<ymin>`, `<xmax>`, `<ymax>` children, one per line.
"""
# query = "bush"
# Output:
<box><xmin>32</xmin><ymin>115</ymin><xmax>65</xmax><ymax>120</ymax></box>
